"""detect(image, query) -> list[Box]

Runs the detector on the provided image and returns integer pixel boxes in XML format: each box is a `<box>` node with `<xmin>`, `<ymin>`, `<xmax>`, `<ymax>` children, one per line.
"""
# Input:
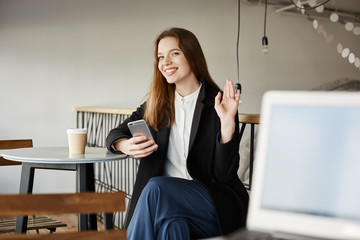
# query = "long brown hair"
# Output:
<box><xmin>144</xmin><ymin>28</ymin><xmax>220</xmax><ymax>130</ymax></box>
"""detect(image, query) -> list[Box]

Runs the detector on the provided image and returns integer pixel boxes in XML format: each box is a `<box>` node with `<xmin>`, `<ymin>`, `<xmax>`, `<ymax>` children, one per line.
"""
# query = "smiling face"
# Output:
<box><xmin>157</xmin><ymin>36</ymin><xmax>197</xmax><ymax>87</ymax></box>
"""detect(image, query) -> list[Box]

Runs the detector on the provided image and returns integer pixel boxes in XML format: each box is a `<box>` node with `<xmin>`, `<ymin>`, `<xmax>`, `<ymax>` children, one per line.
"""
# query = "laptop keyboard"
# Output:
<box><xmin>226</xmin><ymin>230</ymin><xmax>280</xmax><ymax>240</ymax></box>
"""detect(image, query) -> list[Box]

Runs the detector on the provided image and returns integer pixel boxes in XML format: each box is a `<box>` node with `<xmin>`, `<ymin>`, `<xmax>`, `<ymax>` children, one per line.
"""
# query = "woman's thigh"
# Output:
<box><xmin>141</xmin><ymin>176</ymin><xmax>220</xmax><ymax>237</ymax></box>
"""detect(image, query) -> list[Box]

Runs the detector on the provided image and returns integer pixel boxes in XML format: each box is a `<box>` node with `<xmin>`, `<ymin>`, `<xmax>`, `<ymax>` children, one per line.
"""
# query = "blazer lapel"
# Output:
<box><xmin>157</xmin><ymin>116</ymin><xmax>171</xmax><ymax>160</ymax></box>
<box><xmin>189</xmin><ymin>81</ymin><xmax>206</xmax><ymax>152</ymax></box>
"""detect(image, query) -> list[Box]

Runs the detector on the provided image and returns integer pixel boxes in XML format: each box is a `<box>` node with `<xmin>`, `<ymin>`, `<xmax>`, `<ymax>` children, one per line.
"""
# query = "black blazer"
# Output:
<box><xmin>106</xmin><ymin>79</ymin><xmax>249</xmax><ymax>235</ymax></box>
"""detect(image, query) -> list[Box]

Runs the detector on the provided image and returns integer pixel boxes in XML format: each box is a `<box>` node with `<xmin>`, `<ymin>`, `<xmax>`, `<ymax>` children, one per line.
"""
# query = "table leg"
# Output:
<box><xmin>249</xmin><ymin>123</ymin><xmax>255</xmax><ymax>191</ymax></box>
<box><xmin>15</xmin><ymin>163</ymin><xmax>35</xmax><ymax>234</ymax></box>
<box><xmin>86</xmin><ymin>163</ymin><xmax>98</xmax><ymax>230</ymax></box>
<box><xmin>77</xmin><ymin>163</ymin><xmax>97</xmax><ymax>231</ymax></box>
<box><xmin>103</xmin><ymin>213</ymin><xmax>114</xmax><ymax>230</ymax></box>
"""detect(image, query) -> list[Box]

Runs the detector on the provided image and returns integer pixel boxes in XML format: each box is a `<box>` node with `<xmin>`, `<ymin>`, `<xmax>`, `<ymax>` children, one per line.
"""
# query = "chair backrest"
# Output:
<box><xmin>0</xmin><ymin>139</ymin><xmax>33</xmax><ymax>166</ymax></box>
<box><xmin>0</xmin><ymin>192</ymin><xmax>125</xmax><ymax>216</ymax></box>
<box><xmin>0</xmin><ymin>229</ymin><xmax>126</xmax><ymax>240</ymax></box>
<box><xmin>0</xmin><ymin>192</ymin><xmax>126</xmax><ymax>240</ymax></box>
<box><xmin>0</xmin><ymin>230</ymin><xmax>126</xmax><ymax>240</ymax></box>
<box><xmin>238</xmin><ymin>113</ymin><xmax>260</xmax><ymax>125</ymax></box>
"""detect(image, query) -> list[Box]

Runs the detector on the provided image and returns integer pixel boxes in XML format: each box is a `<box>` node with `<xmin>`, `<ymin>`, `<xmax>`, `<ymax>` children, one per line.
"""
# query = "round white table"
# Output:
<box><xmin>0</xmin><ymin>147</ymin><xmax>127</xmax><ymax>233</ymax></box>
<box><xmin>1</xmin><ymin>147</ymin><xmax>125</xmax><ymax>164</ymax></box>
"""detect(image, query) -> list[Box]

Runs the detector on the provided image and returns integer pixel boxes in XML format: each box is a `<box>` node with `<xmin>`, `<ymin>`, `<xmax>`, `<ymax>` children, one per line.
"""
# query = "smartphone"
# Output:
<box><xmin>127</xmin><ymin>119</ymin><xmax>153</xmax><ymax>139</ymax></box>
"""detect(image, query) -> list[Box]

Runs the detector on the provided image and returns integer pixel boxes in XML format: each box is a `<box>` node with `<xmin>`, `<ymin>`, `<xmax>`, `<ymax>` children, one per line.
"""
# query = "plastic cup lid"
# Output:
<box><xmin>67</xmin><ymin>128</ymin><xmax>88</xmax><ymax>134</ymax></box>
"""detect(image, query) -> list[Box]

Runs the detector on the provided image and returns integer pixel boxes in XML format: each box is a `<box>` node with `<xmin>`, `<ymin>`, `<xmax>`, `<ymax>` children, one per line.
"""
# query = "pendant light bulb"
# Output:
<box><xmin>261</xmin><ymin>0</ymin><xmax>269</xmax><ymax>55</ymax></box>
<box><xmin>261</xmin><ymin>36</ymin><xmax>269</xmax><ymax>55</ymax></box>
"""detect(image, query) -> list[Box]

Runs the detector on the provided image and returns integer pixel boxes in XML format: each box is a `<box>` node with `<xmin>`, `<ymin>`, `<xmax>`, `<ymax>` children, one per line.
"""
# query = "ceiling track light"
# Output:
<box><xmin>289</xmin><ymin>0</ymin><xmax>331</xmax><ymax>10</ymax></box>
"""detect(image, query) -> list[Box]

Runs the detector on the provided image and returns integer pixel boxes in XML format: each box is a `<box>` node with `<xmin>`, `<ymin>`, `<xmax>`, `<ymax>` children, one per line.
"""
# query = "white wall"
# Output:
<box><xmin>1</xmin><ymin>0</ymin><xmax>359</xmax><ymax>193</ymax></box>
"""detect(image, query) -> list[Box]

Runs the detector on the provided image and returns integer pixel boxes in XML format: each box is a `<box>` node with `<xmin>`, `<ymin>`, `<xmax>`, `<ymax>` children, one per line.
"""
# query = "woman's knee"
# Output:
<box><xmin>145</xmin><ymin>176</ymin><xmax>171</xmax><ymax>193</ymax></box>
<box><xmin>141</xmin><ymin>176</ymin><xmax>169</xmax><ymax>199</ymax></box>
<box><xmin>142</xmin><ymin>176</ymin><xmax>181</xmax><ymax>205</ymax></box>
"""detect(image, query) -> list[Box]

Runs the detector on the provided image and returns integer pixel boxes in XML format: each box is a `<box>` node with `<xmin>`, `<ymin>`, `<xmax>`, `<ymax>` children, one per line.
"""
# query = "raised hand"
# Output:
<box><xmin>214</xmin><ymin>79</ymin><xmax>241</xmax><ymax>143</ymax></box>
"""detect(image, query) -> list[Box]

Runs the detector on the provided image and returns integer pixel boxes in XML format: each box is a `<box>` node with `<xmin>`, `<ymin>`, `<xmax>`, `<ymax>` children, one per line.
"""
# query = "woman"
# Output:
<box><xmin>106</xmin><ymin>27</ymin><xmax>248</xmax><ymax>239</ymax></box>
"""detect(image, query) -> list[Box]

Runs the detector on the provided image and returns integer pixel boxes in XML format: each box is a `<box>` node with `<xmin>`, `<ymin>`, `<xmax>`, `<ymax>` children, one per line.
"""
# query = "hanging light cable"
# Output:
<box><xmin>235</xmin><ymin>0</ymin><xmax>242</xmax><ymax>95</ymax></box>
<box><xmin>236</xmin><ymin>0</ymin><xmax>240</xmax><ymax>84</ymax></box>
<box><xmin>261</xmin><ymin>0</ymin><xmax>269</xmax><ymax>55</ymax></box>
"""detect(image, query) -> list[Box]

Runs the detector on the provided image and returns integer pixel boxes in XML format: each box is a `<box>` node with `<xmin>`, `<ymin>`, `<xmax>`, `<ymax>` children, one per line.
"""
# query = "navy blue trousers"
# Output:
<box><xmin>127</xmin><ymin>176</ymin><xmax>220</xmax><ymax>240</ymax></box>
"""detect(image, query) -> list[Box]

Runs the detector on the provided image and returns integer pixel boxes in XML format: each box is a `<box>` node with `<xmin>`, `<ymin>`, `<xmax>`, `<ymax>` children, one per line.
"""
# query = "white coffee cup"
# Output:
<box><xmin>67</xmin><ymin>128</ymin><xmax>88</xmax><ymax>154</ymax></box>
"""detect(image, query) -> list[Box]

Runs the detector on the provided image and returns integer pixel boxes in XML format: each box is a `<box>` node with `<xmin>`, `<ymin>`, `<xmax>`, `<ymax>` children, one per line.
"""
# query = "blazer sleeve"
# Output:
<box><xmin>106</xmin><ymin>103</ymin><xmax>146</xmax><ymax>153</ymax></box>
<box><xmin>213</xmin><ymin>112</ymin><xmax>241</xmax><ymax>183</ymax></box>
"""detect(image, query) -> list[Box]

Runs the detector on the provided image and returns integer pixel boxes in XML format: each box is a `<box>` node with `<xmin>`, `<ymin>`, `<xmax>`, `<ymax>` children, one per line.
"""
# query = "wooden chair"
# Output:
<box><xmin>0</xmin><ymin>192</ymin><xmax>127</xmax><ymax>240</ymax></box>
<box><xmin>238</xmin><ymin>114</ymin><xmax>260</xmax><ymax>191</ymax></box>
<box><xmin>0</xmin><ymin>139</ymin><xmax>66</xmax><ymax>233</ymax></box>
<box><xmin>0</xmin><ymin>139</ymin><xmax>32</xmax><ymax>166</ymax></box>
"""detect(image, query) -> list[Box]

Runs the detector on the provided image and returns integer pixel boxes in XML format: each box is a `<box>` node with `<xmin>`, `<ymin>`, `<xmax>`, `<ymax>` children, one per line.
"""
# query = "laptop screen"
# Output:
<box><xmin>261</xmin><ymin>105</ymin><xmax>360</xmax><ymax>221</ymax></box>
<box><xmin>247</xmin><ymin>91</ymin><xmax>360</xmax><ymax>240</ymax></box>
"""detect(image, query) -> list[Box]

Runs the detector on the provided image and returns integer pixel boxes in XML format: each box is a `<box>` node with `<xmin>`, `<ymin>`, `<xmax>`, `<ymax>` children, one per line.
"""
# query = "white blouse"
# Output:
<box><xmin>164</xmin><ymin>83</ymin><xmax>202</xmax><ymax>180</ymax></box>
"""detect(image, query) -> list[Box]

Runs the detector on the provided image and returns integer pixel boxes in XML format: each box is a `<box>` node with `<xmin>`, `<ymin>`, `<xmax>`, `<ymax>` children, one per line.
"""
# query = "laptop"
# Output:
<box><xmin>228</xmin><ymin>91</ymin><xmax>360</xmax><ymax>240</ymax></box>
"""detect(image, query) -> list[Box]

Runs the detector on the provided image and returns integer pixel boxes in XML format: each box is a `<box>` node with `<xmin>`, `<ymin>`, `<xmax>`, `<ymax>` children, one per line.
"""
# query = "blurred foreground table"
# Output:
<box><xmin>0</xmin><ymin>147</ymin><xmax>126</xmax><ymax>234</ymax></box>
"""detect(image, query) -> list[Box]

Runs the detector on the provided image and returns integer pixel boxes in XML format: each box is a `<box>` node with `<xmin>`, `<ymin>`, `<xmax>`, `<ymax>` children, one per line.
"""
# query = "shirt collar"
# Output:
<box><xmin>175</xmin><ymin>82</ymin><xmax>202</xmax><ymax>102</ymax></box>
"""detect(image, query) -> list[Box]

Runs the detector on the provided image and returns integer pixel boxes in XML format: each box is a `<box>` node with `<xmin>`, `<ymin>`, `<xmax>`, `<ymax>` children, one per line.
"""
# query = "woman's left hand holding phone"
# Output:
<box><xmin>114</xmin><ymin>136</ymin><xmax>158</xmax><ymax>159</ymax></box>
